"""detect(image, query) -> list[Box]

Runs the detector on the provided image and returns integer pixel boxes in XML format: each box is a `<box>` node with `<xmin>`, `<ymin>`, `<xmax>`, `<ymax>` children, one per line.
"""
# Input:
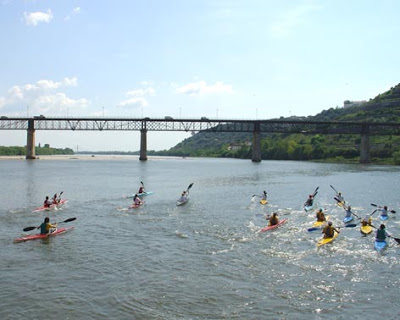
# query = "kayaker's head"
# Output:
<box><xmin>328</xmin><ymin>221</ymin><xmax>332</xmax><ymax>226</ymax></box>
<box><xmin>380</xmin><ymin>224</ymin><xmax>385</xmax><ymax>230</ymax></box>
<box><xmin>46</xmin><ymin>196</ymin><xmax>49</xmax><ymax>200</ymax></box>
<box><xmin>44</xmin><ymin>217</ymin><xmax>50</xmax><ymax>223</ymax></box>
<box><xmin>348</xmin><ymin>206</ymin><xmax>351</xmax><ymax>210</ymax></box>
<box><xmin>318</xmin><ymin>209</ymin><xmax>323</xmax><ymax>212</ymax></box>
<box><xmin>309</xmin><ymin>194</ymin><xmax>312</xmax><ymax>198</ymax></box>
<box><xmin>384</xmin><ymin>206</ymin><xmax>388</xmax><ymax>210</ymax></box>
<box><xmin>272</xmin><ymin>212</ymin><xmax>277</xmax><ymax>217</ymax></box>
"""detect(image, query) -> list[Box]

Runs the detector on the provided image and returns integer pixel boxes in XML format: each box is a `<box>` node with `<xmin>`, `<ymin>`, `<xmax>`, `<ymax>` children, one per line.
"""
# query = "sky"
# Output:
<box><xmin>0</xmin><ymin>0</ymin><xmax>399</xmax><ymax>152</ymax></box>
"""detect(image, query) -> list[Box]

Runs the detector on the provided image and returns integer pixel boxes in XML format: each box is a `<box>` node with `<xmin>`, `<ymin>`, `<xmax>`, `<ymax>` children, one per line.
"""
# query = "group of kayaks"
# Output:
<box><xmin>257</xmin><ymin>185</ymin><xmax>400</xmax><ymax>251</ymax></box>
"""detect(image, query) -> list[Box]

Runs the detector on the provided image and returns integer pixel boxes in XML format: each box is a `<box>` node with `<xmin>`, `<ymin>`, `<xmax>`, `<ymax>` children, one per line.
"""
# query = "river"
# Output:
<box><xmin>1</xmin><ymin>156</ymin><xmax>399</xmax><ymax>319</ymax></box>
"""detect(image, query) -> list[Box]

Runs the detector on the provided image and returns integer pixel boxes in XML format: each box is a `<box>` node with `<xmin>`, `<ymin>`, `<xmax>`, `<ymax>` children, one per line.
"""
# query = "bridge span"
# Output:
<box><xmin>1</xmin><ymin>117</ymin><xmax>400</xmax><ymax>163</ymax></box>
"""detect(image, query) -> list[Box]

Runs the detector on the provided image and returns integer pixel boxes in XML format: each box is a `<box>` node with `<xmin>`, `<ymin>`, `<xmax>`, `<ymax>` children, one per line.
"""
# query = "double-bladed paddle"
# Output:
<box><xmin>23</xmin><ymin>217</ymin><xmax>76</xmax><ymax>232</ymax></box>
<box><xmin>371</xmin><ymin>203</ymin><xmax>396</xmax><ymax>213</ymax></box>
<box><xmin>308</xmin><ymin>223</ymin><xmax>357</xmax><ymax>232</ymax></box>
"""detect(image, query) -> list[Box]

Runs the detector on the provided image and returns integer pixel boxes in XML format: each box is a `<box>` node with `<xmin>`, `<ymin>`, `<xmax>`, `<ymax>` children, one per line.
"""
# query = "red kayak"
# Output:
<box><xmin>33</xmin><ymin>199</ymin><xmax>68</xmax><ymax>213</ymax></box>
<box><xmin>259</xmin><ymin>219</ymin><xmax>288</xmax><ymax>233</ymax></box>
<box><xmin>14</xmin><ymin>227</ymin><xmax>74</xmax><ymax>243</ymax></box>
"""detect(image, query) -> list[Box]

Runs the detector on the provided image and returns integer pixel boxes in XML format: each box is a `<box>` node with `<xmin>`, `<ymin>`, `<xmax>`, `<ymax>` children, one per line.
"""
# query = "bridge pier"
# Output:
<box><xmin>139</xmin><ymin>129</ymin><xmax>147</xmax><ymax>161</ymax></box>
<box><xmin>360</xmin><ymin>133</ymin><xmax>370</xmax><ymax>163</ymax></box>
<box><xmin>26</xmin><ymin>119</ymin><xmax>36</xmax><ymax>159</ymax></box>
<box><xmin>252</xmin><ymin>122</ymin><xmax>261</xmax><ymax>162</ymax></box>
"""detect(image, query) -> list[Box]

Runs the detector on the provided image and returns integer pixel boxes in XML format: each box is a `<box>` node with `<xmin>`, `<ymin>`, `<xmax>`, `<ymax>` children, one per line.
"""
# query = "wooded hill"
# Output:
<box><xmin>154</xmin><ymin>83</ymin><xmax>400</xmax><ymax>164</ymax></box>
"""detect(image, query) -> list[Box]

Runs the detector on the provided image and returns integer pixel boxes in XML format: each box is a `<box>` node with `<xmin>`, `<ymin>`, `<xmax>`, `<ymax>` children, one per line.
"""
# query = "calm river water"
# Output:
<box><xmin>1</xmin><ymin>156</ymin><xmax>400</xmax><ymax>319</ymax></box>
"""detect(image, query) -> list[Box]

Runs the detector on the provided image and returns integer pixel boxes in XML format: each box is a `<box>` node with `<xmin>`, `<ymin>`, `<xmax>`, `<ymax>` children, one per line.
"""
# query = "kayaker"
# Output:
<box><xmin>261</xmin><ymin>191</ymin><xmax>268</xmax><ymax>201</ymax></box>
<box><xmin>376</xmin><ymin>224</ymin><xmax>388</xmax><ymax>242</ymax></box>
<box><xmin>344</xmin><ymin>206</ymin><xmax>353</xmax><ymax>219</ymax></box>
<box><xmin>305</xmin><ymin>194</ymin><xmax>314</xmax><ymax>206</ymax></box>
<box><xmin>322</xmin><ymin>221</ymin><xmax>340</xmax><ymax>238</ymax></box>
<box><xmin>133</xmin><ymin>194</ymin><xmax>143</xmax><ymax>206</ymax></box>
<box><xmin>39</xmin><ymin>217</ymin><xmax>57</xmax><ymax>235</ymax></box>
<box><xmin>316</xmin><ymin>209</ymin><xmax>326</xmax><ymax>222</ymax></box>
<box><xmin>43</xmin><ymin>196</ymin><xmax>52</xmax><ymax>208</ymax></box>
<box><xmin>379</xmin><ymin>206</ymin><xmax>389</xmax><ymax>218</ymax></box>
<box><xmin>335</xmin><ymin>192</ymin><xmax>345</xmax><ymax>204</ymax></box>
<box><xmin>179</xmin><ymin>191</ymin><xmax>188</xmax><ymax>202</ymax></box>
<box><xmin>269</xmin><ymin>212</ymin><xmax>279</xmax><ymax>226</ymax></box>
<box><xmin>361</xmin><ymin>213</ymin><xmax>372</xmax><ymax>227</ymax></box>
<box><xmin>52</xmin><ymin>193</ymin><xmax>60</xmax><ymax>204</ymax></box>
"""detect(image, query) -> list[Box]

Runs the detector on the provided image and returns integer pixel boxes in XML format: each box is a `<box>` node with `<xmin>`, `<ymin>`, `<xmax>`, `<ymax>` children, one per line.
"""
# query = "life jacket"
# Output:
<box><xmin>40</xmin><ymin>222</ymin><xmax>48</xmax><ymax>235</ymax></box>
<box><xmin>316</xmin><ymin>212</ymin><xmax>325</xmax><ymax>222</ymax></box>
<box><xmin>376</xmin><ymin>229</ymin><xmax>386</xmax><ymax>241</ymax></box>
<box><xmin>269</xmin><ymin>216</ymin><xmax>278</xmax><ymax>226</ymax></box>
<box><xmin>324</xmin><ymin>226</ymin><xmax>334</xmax><ymax>238</ymax></box>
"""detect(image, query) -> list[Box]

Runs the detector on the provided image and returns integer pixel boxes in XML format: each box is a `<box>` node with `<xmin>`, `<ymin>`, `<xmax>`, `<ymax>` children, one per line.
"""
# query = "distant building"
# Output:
<box><xmin>343</xmin><ymin>100</ymin><xmax>367</xmax><ymax>108</ymax></box>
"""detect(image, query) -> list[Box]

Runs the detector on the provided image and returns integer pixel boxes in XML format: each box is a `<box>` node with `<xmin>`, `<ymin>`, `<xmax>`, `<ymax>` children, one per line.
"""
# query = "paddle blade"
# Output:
<box><xmin>392</xmin><ymin>237</ymin><xmax>400</xmax><ymax>245</ymax></box>
<box><xmin>62</xmin><ymin>217</ymin><xmax>76</xmax><ymax>223</ymax></box>
<box><xmin>390</xmin><ymin>210</ymin><xmax>396</xmax><ymax>214</ymax></box>
<box><xmin>23</xmin><ymin>226</ymin><xmax>37</xmax><ymax>232</ymax></box>
<box><xmin>371</xmin><ymin>203</ymin><xmax>378</xmax><ymax>207</ymax></box>
<box><xmin>344</xmin><ymin>224</ymin><xmax>357</xmax><ymax>228</ymax></box>
<box><xmin>187</xmin><ymin>183</ymin><xmax>194</xmax><ymax>191</ymax></box>
<box><xmin>307</xmin><ymin>227</ymin><xmax>319</xmax><ymax>232</ymax></box>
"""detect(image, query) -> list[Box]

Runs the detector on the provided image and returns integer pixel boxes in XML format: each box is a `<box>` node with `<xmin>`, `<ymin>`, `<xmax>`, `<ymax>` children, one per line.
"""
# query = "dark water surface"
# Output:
<box><xmin>1</xmin><ymin>156</ymin><xmax>400</xmax><ymax>319</ymax></box>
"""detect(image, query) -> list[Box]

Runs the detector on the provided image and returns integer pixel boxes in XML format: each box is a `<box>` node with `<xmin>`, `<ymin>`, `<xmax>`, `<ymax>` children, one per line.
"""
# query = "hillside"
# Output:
<box><xmin>156</xmin><ymin>83</ymin><xmax>400</xmax><ymax>164</ymax></box>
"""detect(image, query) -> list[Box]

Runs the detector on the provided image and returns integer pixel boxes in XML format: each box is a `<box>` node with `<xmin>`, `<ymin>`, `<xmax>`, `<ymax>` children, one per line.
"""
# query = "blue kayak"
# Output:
<box><xmin>380</xmin><ymin>215</ymin><xmax>389</xmax><ymax>221</ymax></box>
<box><xmin>304</xmin><ymin>204</ymin><xmax>314</xmax><ymax>212</ymax></box>
<box><xmin>374</xmin><ymin>240</ymin><xmax>388</xmax><ymax>252</ymax></box>
<box><xmin>343</xmin><ymin>216</ymin><xmax>354</xmax><ymax>223</ymax></box>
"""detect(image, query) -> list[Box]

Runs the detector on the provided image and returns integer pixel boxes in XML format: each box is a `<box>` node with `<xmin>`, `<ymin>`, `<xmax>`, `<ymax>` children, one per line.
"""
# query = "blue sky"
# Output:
<box><xmin>0</xmin><ymin>0</ymin><xmax>399</xmax><ymax>151</ymax></box>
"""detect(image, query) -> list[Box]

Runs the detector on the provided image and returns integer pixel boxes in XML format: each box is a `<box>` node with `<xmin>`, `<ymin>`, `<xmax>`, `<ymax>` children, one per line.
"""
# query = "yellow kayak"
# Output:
<box><xmin>317</xmin><ymin>231</ymin><xmax>339</xmax><ymax>247</ymax></box>
<box><xmin>312</xmin><ymin>216</ymin><xmax>329</xmax><ymax>228</ymax></box>
<box><xmin>360</xmin><ymin>225</ymin><xmax>373</xmax><ymax>235</ymax></box>
<box><xmin>260</xmin><ymin>199</ymin><xmax>268</xmax><ymax>205</ymax></box>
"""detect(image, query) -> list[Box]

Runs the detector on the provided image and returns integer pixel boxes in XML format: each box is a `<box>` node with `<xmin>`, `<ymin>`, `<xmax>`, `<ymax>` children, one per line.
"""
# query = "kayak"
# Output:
<box><xmin>317</xmin><ymin>231</ymin><xmax>339</xmax><ymax>247</ymax></box>
<box><xmin>343</xmin><ymin>215</ymin><xmax>354</xmax><ymax>224</ymax></box>
<box><xmin>379</xmin><ymin>215</ymin><xmax>389</xmax><ymax>221</ymax></box>
<box><xmin>14</xmin><ymin>227</ymin><xmax>74</xmax><ymax>243</ymax></box>
<box><xmin>260</xmin><ymin>199</ymin><xmax>268</xmax><ymax>205</ymax></box>
<box><xmin>129</xmin><ymin>202</ymin><xmax>144</xmax><ymax>209</ymax></box>
<box><xmin>304</xmin><ymin>203</ymin><xmax>314</xmax><ymax>212</ymax></box>
<box><xmin>176</xmin><ymin>198</ymin><xmax>189</xmax><ymax>206</ymax></box>
<box><xmin>259</xmin><ymin>219</ymin><xmax>287</xmax><ymax>233</ymax></box>
<box><xmin>374</xmin><ymin>240</ymin><xmax>388</xmax><ymax>252</ymax></box>
<box><xmin>312</xmin><ymin>216</ymin><xmax>329</xmax><ymax>228</ymax></box>
<box><xmin>360</xmin><ymin>225</ymin><xmax>373</xmax><ymax>235</ymax></box>
<box><xmin>127</xmin><ymin>191</ymin><xmax>154</xmax><ymax>198</ymax></box>
<box><xmin>33</xmin><ymin>199</ymin><xmax>68</xmax><ymax>213</ymax></box>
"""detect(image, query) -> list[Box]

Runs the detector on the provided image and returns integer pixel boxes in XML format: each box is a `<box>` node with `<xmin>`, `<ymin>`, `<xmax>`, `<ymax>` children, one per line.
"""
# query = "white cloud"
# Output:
<box><xmin>73</xmin><ymin>7</ymin><xmax>81</xmax><ymax>15</ymax></box>
<box><xmin>117</xmin><ymin>85</ymin><xmax>155</xmax><ymax>109</ymax></box>
<box><xmin>176</xmin><ymin>81</ymin><xmax>233</xmax><ymax>95</ymax></box>
<box><xmin>117</xmin><ymin>97</ymin><xmax>148</xmax><ymax>109</ymax></box>
<box><xmin>0</xmin><ymin>77</ymin><xmax>89</xmax><ymax>115</ymax></box>
<box><xmin>270</xmin><ymin>4</ymin><xmax>321</xmax><ymax>38</ymax></box>
<box><xmin>126</xmin><ymin>87</ymin><xmax>155</xmax><ymax>97</ymax></box>
<box><xmin>24</xmin><ymin>9</ymin><xmax>53</xmax><ymax>26</ymax></box>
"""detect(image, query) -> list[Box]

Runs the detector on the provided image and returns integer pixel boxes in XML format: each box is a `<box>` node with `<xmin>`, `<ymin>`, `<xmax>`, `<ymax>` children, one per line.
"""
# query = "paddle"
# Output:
<box><xmin>312</xmin><ymin>186</ymin><xmax>319</xmax><ymax>197</ymax></box>
<box><xmin>23</xmin><ymin>217</ymin><xmax>76</xmax><ymax>232</ymax></box>
<box><xmin>308</xmin><ymin>223</ymin><xmax>357</xmax><ymax>232</ymax></box>
<box><xmin>57</xmin><ymin>191</ymin><xmax>64</xmax><ymax>203</ymax></box>
<box><xmin>371</xmin><ymin>203</ymin><xmax>396</xmax><ymax>214</ymax></box>
<box><xmin>186</xmin><ymin>182</ymin><xmax>194</xmax><ymax>194</ymax></box>
<box><xmin>330</xmin><ymin>185</ymin><xmax>339</xmax><ymax>194</ymax></box>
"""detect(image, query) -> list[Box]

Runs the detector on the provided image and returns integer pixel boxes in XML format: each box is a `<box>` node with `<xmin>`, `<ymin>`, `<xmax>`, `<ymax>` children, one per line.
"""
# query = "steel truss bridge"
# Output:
<box><xmin>1</xmin><ymin>117</ymin><xmax>400</xmax><ymax>162</ymax></box>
